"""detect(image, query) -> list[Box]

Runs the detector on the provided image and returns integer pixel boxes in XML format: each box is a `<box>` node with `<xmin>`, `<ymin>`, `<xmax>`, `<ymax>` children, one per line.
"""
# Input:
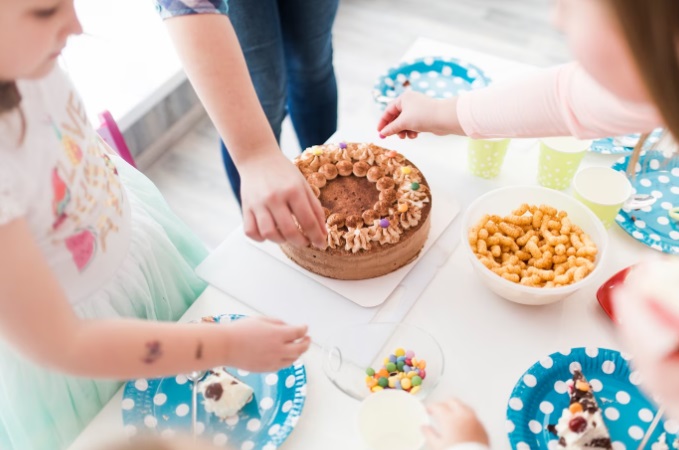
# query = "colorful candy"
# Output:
<box><xmin>398</xmin><ymin>203</ymin><xmax>409</xmax><ymax>213</ymax></box>
<box><xmin>386</xmin><ymin>150</ymin><xmax>398</xmax><ymax>158</ymax></box>
<box><xmin>312</xmin><ymin>146</ymin><xmax>323</xmax><ymax>156</ymax></box>
<box><xmin>339</xmin><ymin>141</ymin><xmax>347</xmax><ymax>149</ymax></box>
<box><xmin>411</xmin><ymin>182</ymin><xmax>420</xmax><ymax>191</ymax></box>
<box><xmin>400</xmin><ymin>166</ymin><xmax>412</xmax><ymax>175</ymax></box>
<box><xmin>365</xmin><ymin>348</ymin><xmax>427</xmax><ymax>395</ymax></box>
<box><xmin>379</xmin><ymin>218</ymin><xmax>390</xmax><ymax>228</ymax></box>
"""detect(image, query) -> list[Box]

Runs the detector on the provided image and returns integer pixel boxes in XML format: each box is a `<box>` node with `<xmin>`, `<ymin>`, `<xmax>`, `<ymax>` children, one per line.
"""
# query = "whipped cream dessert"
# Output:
<box><xmin>199</xmin><ymin>368</ymin><xmax>254</xmax><ymax>419</ymax></box>
<box><xmin>548</xmin><ymin>370</ymin><xmax>612</xmax><ymax>449</ymax></box>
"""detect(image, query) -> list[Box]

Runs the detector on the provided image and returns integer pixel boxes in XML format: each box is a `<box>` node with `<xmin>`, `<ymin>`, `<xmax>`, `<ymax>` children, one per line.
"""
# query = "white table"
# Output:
<box><xmin>69</xmin><ymin>37</ymin><xmax>654</xmax><ymax>450</ymax></box>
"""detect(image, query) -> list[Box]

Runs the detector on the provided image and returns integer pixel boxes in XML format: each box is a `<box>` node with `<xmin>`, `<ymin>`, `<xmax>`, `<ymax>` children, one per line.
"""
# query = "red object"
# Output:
<box><xmin>96</xmin><ymin>110</ymin><xmax>136</xmax><ymax>168</ymax></box>
<box><xmin>596</xmin><ymin>266</ymin><xmax>633</xmax><ymax>323</ymax></box>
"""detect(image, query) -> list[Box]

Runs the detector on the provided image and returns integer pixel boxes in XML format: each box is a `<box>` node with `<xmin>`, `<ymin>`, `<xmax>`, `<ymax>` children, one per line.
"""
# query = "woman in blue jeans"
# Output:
<box><xmin>157</xmin><ymin>0</ymin><xmax>337</xmax><ymax>249</ymax></box>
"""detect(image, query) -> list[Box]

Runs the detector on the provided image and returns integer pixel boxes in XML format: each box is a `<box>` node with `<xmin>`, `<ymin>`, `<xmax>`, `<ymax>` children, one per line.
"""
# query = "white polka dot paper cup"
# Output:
<box><xmin>573</xmin><ymin>167</ymin><xmax>633</xmax><ymax>229</ymax></box>
<box><xmin>538</xmin><ymin>137</ymin><xmax>592</xmax><ymax>190</ymax></box>
<box><xmin>467</xmin><ymin>138</ymin><xmax>510</xmax><ymax>179</ymax></box>
<box><xmin>357</xmin><ymin>390</ymin><xmax>428</xmax><ymax>450</ymax></box>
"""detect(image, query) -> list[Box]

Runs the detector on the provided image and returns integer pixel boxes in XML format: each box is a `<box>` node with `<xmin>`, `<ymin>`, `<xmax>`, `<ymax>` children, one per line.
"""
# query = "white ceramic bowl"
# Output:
<box><xmin>461</xmin><ymin>185</ymin><xmax>608</xmax><ymax>305</ymax></box>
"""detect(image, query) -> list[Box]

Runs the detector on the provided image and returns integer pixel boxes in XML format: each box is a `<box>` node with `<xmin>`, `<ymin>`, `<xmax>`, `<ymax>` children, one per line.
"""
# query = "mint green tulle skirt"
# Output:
<box><xmin>0</xmin><ymin>156</ymin><xmax>208</xmax><ymax>450</ymax></box>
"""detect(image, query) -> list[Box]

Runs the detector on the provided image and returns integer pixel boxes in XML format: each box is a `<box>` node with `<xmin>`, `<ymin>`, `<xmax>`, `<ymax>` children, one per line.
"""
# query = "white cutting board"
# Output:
<box><xmin>195</xmin><ymin>194</ymin><xmax>461</xmax><ymax>342</ymax></box>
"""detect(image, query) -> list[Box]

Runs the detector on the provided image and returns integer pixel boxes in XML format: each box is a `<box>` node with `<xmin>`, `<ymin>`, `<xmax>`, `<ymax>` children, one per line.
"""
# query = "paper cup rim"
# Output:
<box><xmin>540</xmin><ymin>137</ymin><xmax>593</xmax><ymax>153</ymax></box>
<box><xmin>573</xmin><ymin>166</ymin><xmax>633</xmax><ymax>206</ymax></box>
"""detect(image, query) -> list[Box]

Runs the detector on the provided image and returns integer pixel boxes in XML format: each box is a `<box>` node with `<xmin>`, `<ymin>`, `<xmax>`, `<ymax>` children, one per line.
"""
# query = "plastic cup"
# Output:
<box><xmin>467</xmin><ymin>138</ymin><xmax>510</xmax><ymax>179</ymax></box>
<box><xmin>573</xmin><ymin>167</ymin><xmax>633</xmax><ymax>228</ymax></box>
<box><xmin>357</xmin><ymin>390</ymin><xmax>428</xmax><ymax>450</ymax></box>
<box><xmin>537</xmin><ymin>137</ymin><xmax>592</xmax><ymax>190</ymax></box>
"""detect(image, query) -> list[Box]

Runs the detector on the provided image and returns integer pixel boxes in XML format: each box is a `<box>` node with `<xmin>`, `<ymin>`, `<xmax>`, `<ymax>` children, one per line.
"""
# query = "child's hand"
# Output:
<box><xmin>376</xmin><ymin>91</ymin><xmax>463</xmax><ymax>139</ymax></box>
<box><xmin>423</xmin><ymin>399</ymin><xmax>490</xmax><ymax>450</ymax></box>
<box><xmin>225</xmin><ymin>317</ymin><xmax>311</xmax><ymax>372</ymax></box>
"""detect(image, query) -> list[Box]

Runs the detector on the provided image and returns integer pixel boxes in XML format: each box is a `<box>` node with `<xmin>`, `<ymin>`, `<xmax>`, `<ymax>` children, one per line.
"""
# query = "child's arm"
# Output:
<box><xmin>0</xmin><ymin>218</ymin><xmax>310</xmax><ymax>378</ymax></box>
<box><xmin>424</xmin><ymin>399</ymin><xmax>490</xmax><ymax>450</ymax></box>
<box><xmin>378</xmin><ymin>62</ymin><xmax>661</xmax><ymax>140</ymax></box>
<box><xmin>161</xmin><ymin>13</ymin><xmax>327</xmax><ymax>249</ymax></box>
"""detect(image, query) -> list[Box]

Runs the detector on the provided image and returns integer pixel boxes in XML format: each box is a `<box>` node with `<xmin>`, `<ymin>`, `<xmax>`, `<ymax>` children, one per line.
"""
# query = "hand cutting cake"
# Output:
<box><xmin>281</xmin><ymin>142</ymin><xmax>432</xmax><ymax>280</ymax></box>
<box><xmin>548</xmin><ymin>370</ymin><xmax>613</xmax><ymax>449</ymax></box>
<box><xmin>199</xmin><ymin>368</ymin><xmax>254</xmax><ymax>419</ymax></box>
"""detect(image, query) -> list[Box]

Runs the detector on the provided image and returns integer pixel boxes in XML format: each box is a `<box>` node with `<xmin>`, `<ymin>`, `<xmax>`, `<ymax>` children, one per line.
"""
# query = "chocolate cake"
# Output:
<box><xmin>281</xmin><ymin>142</ymin><xmax>432</xmax><ymax>280</ymax></box>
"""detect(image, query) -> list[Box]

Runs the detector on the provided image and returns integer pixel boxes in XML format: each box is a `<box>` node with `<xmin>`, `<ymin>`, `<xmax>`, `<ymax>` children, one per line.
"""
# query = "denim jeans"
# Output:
<box><xmin>222</xmin><ymin>0</ymin><xmax>340</xmax><ymax>203</ymax></box>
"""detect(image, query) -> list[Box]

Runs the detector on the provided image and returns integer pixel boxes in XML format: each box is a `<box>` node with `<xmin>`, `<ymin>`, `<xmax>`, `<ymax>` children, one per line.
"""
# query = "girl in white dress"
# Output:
<box><xmin>0</xmin><ymin>1</ymin><xmax>310</xmax><ymax>449</ymax></box>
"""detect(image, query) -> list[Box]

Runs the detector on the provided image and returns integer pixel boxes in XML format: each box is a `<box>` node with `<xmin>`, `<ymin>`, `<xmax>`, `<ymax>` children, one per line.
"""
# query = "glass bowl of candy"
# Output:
<box><xmin>321</xmin><ymin>322</ymin><xmax>444</xmax><ymax>401</ymax></box>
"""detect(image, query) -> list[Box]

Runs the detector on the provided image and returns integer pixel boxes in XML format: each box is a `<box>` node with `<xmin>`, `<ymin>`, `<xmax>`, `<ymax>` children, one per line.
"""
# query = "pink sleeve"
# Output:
<box><xmin>457</xmin><ymin>62</ymin><xmax>662</xmax><ymax>139</ymax></box>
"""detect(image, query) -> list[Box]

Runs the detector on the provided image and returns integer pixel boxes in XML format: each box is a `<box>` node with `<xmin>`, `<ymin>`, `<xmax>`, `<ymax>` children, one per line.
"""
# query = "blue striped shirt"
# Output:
<box><xmin>154</xmin><ymin>0</ymin><xmax>228</xmax><ymax>19</ymax></box>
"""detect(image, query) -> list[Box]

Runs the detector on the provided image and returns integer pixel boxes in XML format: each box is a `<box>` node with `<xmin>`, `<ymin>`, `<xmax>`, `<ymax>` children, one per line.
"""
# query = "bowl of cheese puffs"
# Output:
<box><xmin>462</xmin><ymin>186</ymin><xmax>608</xmax><ymax>305</ymax></box>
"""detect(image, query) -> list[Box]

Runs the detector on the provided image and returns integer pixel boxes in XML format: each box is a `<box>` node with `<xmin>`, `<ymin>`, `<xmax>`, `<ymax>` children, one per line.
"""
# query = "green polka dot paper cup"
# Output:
<box><xmin>467</xmin><ymin>138</ymin><xmax>510</xmax><ymax>179</ymax></box>
<box><xmin>537</xmin><ymin>137</ymin><xmax>592</xmax><ymax>190</ymax></box>
<box><xmin>573</xmin><ymin>167</ymin><xmax>633</xmax><ymax>229</ymax></box>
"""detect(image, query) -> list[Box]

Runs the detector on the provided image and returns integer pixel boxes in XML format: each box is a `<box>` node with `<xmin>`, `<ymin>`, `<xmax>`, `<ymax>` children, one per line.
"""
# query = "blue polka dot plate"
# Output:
<box><xmin>591</xmin><ymin>129</ymin><xmax>663</xmax><ymax>155</ymax></box>
<box><xmin>122</xmin><ymin>314</ymin><xmax>307</xmax><ymax>450</ymax></box>
<box><xmin>372</xmin><ymin>56</ymin><xmax>490</xmax><ymax>107</ymax></box>
<box><xmin>507</xmin><ymin>347</ymin><xmax>679</xmax><ymax>450</ymax></box>
<box><xmin>612</xmin><ymin>150</ymin><xmax>679</xmax><ymax>255</ymax></box>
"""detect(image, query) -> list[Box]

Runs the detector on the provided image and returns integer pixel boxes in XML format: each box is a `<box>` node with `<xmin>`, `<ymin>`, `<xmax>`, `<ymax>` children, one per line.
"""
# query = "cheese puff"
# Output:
<box><xmin>477</xmin><ymin>240</ymin><xmax>488</xmax><ymax>254</ymax></box>
<box><xmin>489</xmin><ymin>233</ymin><xmax>504</xmax><ymax>246</ymax></box>
<box><xmin>554</xmin><ymin>264</ymin><xmax>568</xmax><ymax>276</ymax></box>
<box><xmin>520</xmin><ymin>274</ymin><xmax>541</xmax><ymax>286</ymax></box>
<box><xmin>512</xmin><ymin>203</ymin><xmax>531</xmax><ymax>216</ymax></box>
<box><xmin>553</xmin><ymin>254</ymin><xmax>568</xmax><ymax>265</ymax></box>
<box><xmin>548</xmin><ymin>219</ymin><xmax>561</xmax><ymax>230</ymax></box>
<box><xmin>539</xmin><ymin>204</ymin><xmax>558</xmax><ymax>217</ymax></box>
<box><xmin>506</xmin><ymin>264</ymin><xmax>522</xmax><ymax>275</ymax></box>
<box><xmin>478</xmin><ymin>228</ymin><xmax>489</xmax><ymax>240</ymax></box>
<box><xmin>528</xmin><ymin>266</ymin><xmax>556</xmax><ymax>281</ymax></box>
<box><xmin>501</xmin><ymin>272</ymin><xmax>520</xmax><ymax>283</ymax></box>
<box><xmin>560</xmin><ymin>217</ymin><xmax>572</xmax><ymax>235</ymax></box>
<box><xmin>516</xmin><ymin>250</ymin><xmax>532</xmax><ymax>261</ymax></box>
<box><xmin>532</xmin><ymin>210</ymin><xmax>544</xmax><ymax>229</ymax></box>
<box><xmin>534</xmin><ymin>253</ymin><xmax>553</xmax><ymax>270</ymax></box>
<box><xmin>484</xmin><ymin>220</ymin><xmax>499</xmax><ymax>235</ymax></box>
<box><xmin>508</xmin><ymin>215</ymin><xmax>533</xmax><ymax>226</ymax></box>
<box><xmin>557</xmin><ymin>210</ymin><xmax>568</xmax><ymax>220</ymax></box>
<box><xmin>574</xmin><ymin>266</ymin><xmax>590</xmax><ymax>282</ymax></box>
<box><xmin>544</xmin><ymin>230</ymin><xmax>560</xmax><ymax>247</ymax></box>
<box><xmin>525</xmin><ymin>240</ymin><xmax>542</xmax><ymax>259</ymax></box>
<box><xmin>499</xmin><ymin>221</ymin><xmax>523</xmax><ymax>239</ymax></box>
<box><xmin>468</xmin><ymin>228</ymin><xmax>479</xmax><ymax>246</ymax></box>
<box><xmin>566</xmin><ymin>247</ymin><xmax>577</xmax><ymax>257</ymax></box>
<box><xmin>516</xmin><ymin>230</ymin><xmax>536</xmax><ymax>247</ymax></box>
<box><xmin>501</xmin><ymin>252</ymin><xmax>511</xmax><ymax>263</ymax></box>
<box><xmin>491</xmin><ymin>245</ymin><xmax>502</xmax><ymax>258</ymax></box>
<box><xmin>521</xmin><ymin>269</ymin><xmax>529</xmax><ymax>279</ymax></box>
<box><xmin>480</xmin><ymin>256</ymin><xmax>500</xmax><ymax>269</ymax></box>
<box><xmin>570</xmin><ymin>233</ymin><xmax>584</xmax><ymax>249</ymax></box>
<box><xmin>555</xmin><ymin>243</ymin><xmax>566</xmax><ymax>256</ymax></box>
<box><xmin>554</xmin><ymin>273</ymin><xmax>573</xmax><ymax>285</ymax></box>
<box><xmin>545</xmin><ymin>281</ymin><xmax>556</xmax><ymax>288</ymax></box>
<box><xmin>572</xmin><ymin>224</ymin><xmax>584</xmax><ymax>235</ymax></box>
<box><xmin>575</xmin><ymin>257</ymin><xmax>593</xmax><ymax>267</ymax></box>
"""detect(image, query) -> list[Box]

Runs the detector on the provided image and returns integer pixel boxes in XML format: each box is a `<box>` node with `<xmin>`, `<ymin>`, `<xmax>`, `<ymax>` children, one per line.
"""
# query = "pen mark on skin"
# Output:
<box><xmin>142</xmin><ymin>340</ymin><xmax>162</xmax><ymax>364</ymax></box>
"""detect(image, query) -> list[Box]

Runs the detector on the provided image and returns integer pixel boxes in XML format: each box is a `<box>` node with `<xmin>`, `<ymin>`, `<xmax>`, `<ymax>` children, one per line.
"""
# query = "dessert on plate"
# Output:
<box><xmin>548</xmin><ymin>370</ymin><xmax>612</xmax><ymax>449</ymax></box>
<box><xmin>281</xmin><ymin>142</ymin><xmax>432</xmax><ymax>280</ymax></box>
<box><xmin>199</xmin><ymin>368</ymin><xmax>254</xmax><ymax>419</ymax></box>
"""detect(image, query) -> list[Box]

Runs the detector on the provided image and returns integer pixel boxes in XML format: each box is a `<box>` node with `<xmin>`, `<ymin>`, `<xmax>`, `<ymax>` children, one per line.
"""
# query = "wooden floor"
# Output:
<box><xmin>144</xmin><ymin>0</ymin><xmax>570</xmax><ymax>249</ymax></box>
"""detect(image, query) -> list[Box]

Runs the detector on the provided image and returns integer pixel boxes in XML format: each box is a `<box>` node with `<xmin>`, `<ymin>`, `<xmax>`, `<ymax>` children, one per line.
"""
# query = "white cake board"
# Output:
<box><xmin>249</xmin><ymin>193</ymin><xmax>459</xmax><ymax>307</ymax></box>
<box><xmin>195</xmin><ymin>192</ymin><xmax>461</xmax><ymax>342</ymax></box>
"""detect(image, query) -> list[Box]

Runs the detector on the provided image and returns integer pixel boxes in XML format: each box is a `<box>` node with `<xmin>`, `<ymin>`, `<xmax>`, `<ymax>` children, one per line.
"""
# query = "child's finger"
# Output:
<box><xmin>377</xmin><ymin>98</ymin><xmax>403</xmax><ymax>132</ymax></box>
<box><xmin>398</xmin><ymin>131</ymin><xmax>407</xmax><ymax>139</ymax></box>
<box><xmin>283</xmin><ymin>324</ymin><xmax>309</xmax><ymax>342</ymax></box>
<box><xmin>428</xmin><ymin>402</ymin><xmax>454</xmax><ymax>422</ymax></box>
<box><xmin>407</xmin><ymin>131</ymin><xmax>419</xmax><ymax>139</ymax></box>
<box><xmin>284</xmin><ymin>336</ymin><xmax>311</xmax><ymax>358</ymax></box>
<box><xmin>243</xmin><ymin>209</ymin><xmax>264</xmax><ymax>242</ymax></box>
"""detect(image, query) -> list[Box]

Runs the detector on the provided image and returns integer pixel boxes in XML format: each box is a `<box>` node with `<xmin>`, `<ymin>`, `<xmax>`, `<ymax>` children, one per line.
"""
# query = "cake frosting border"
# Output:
<box><xmin>295</xmin><ymin>142</ymin><xmax>431</xmax><ymax>253</ymax></box>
